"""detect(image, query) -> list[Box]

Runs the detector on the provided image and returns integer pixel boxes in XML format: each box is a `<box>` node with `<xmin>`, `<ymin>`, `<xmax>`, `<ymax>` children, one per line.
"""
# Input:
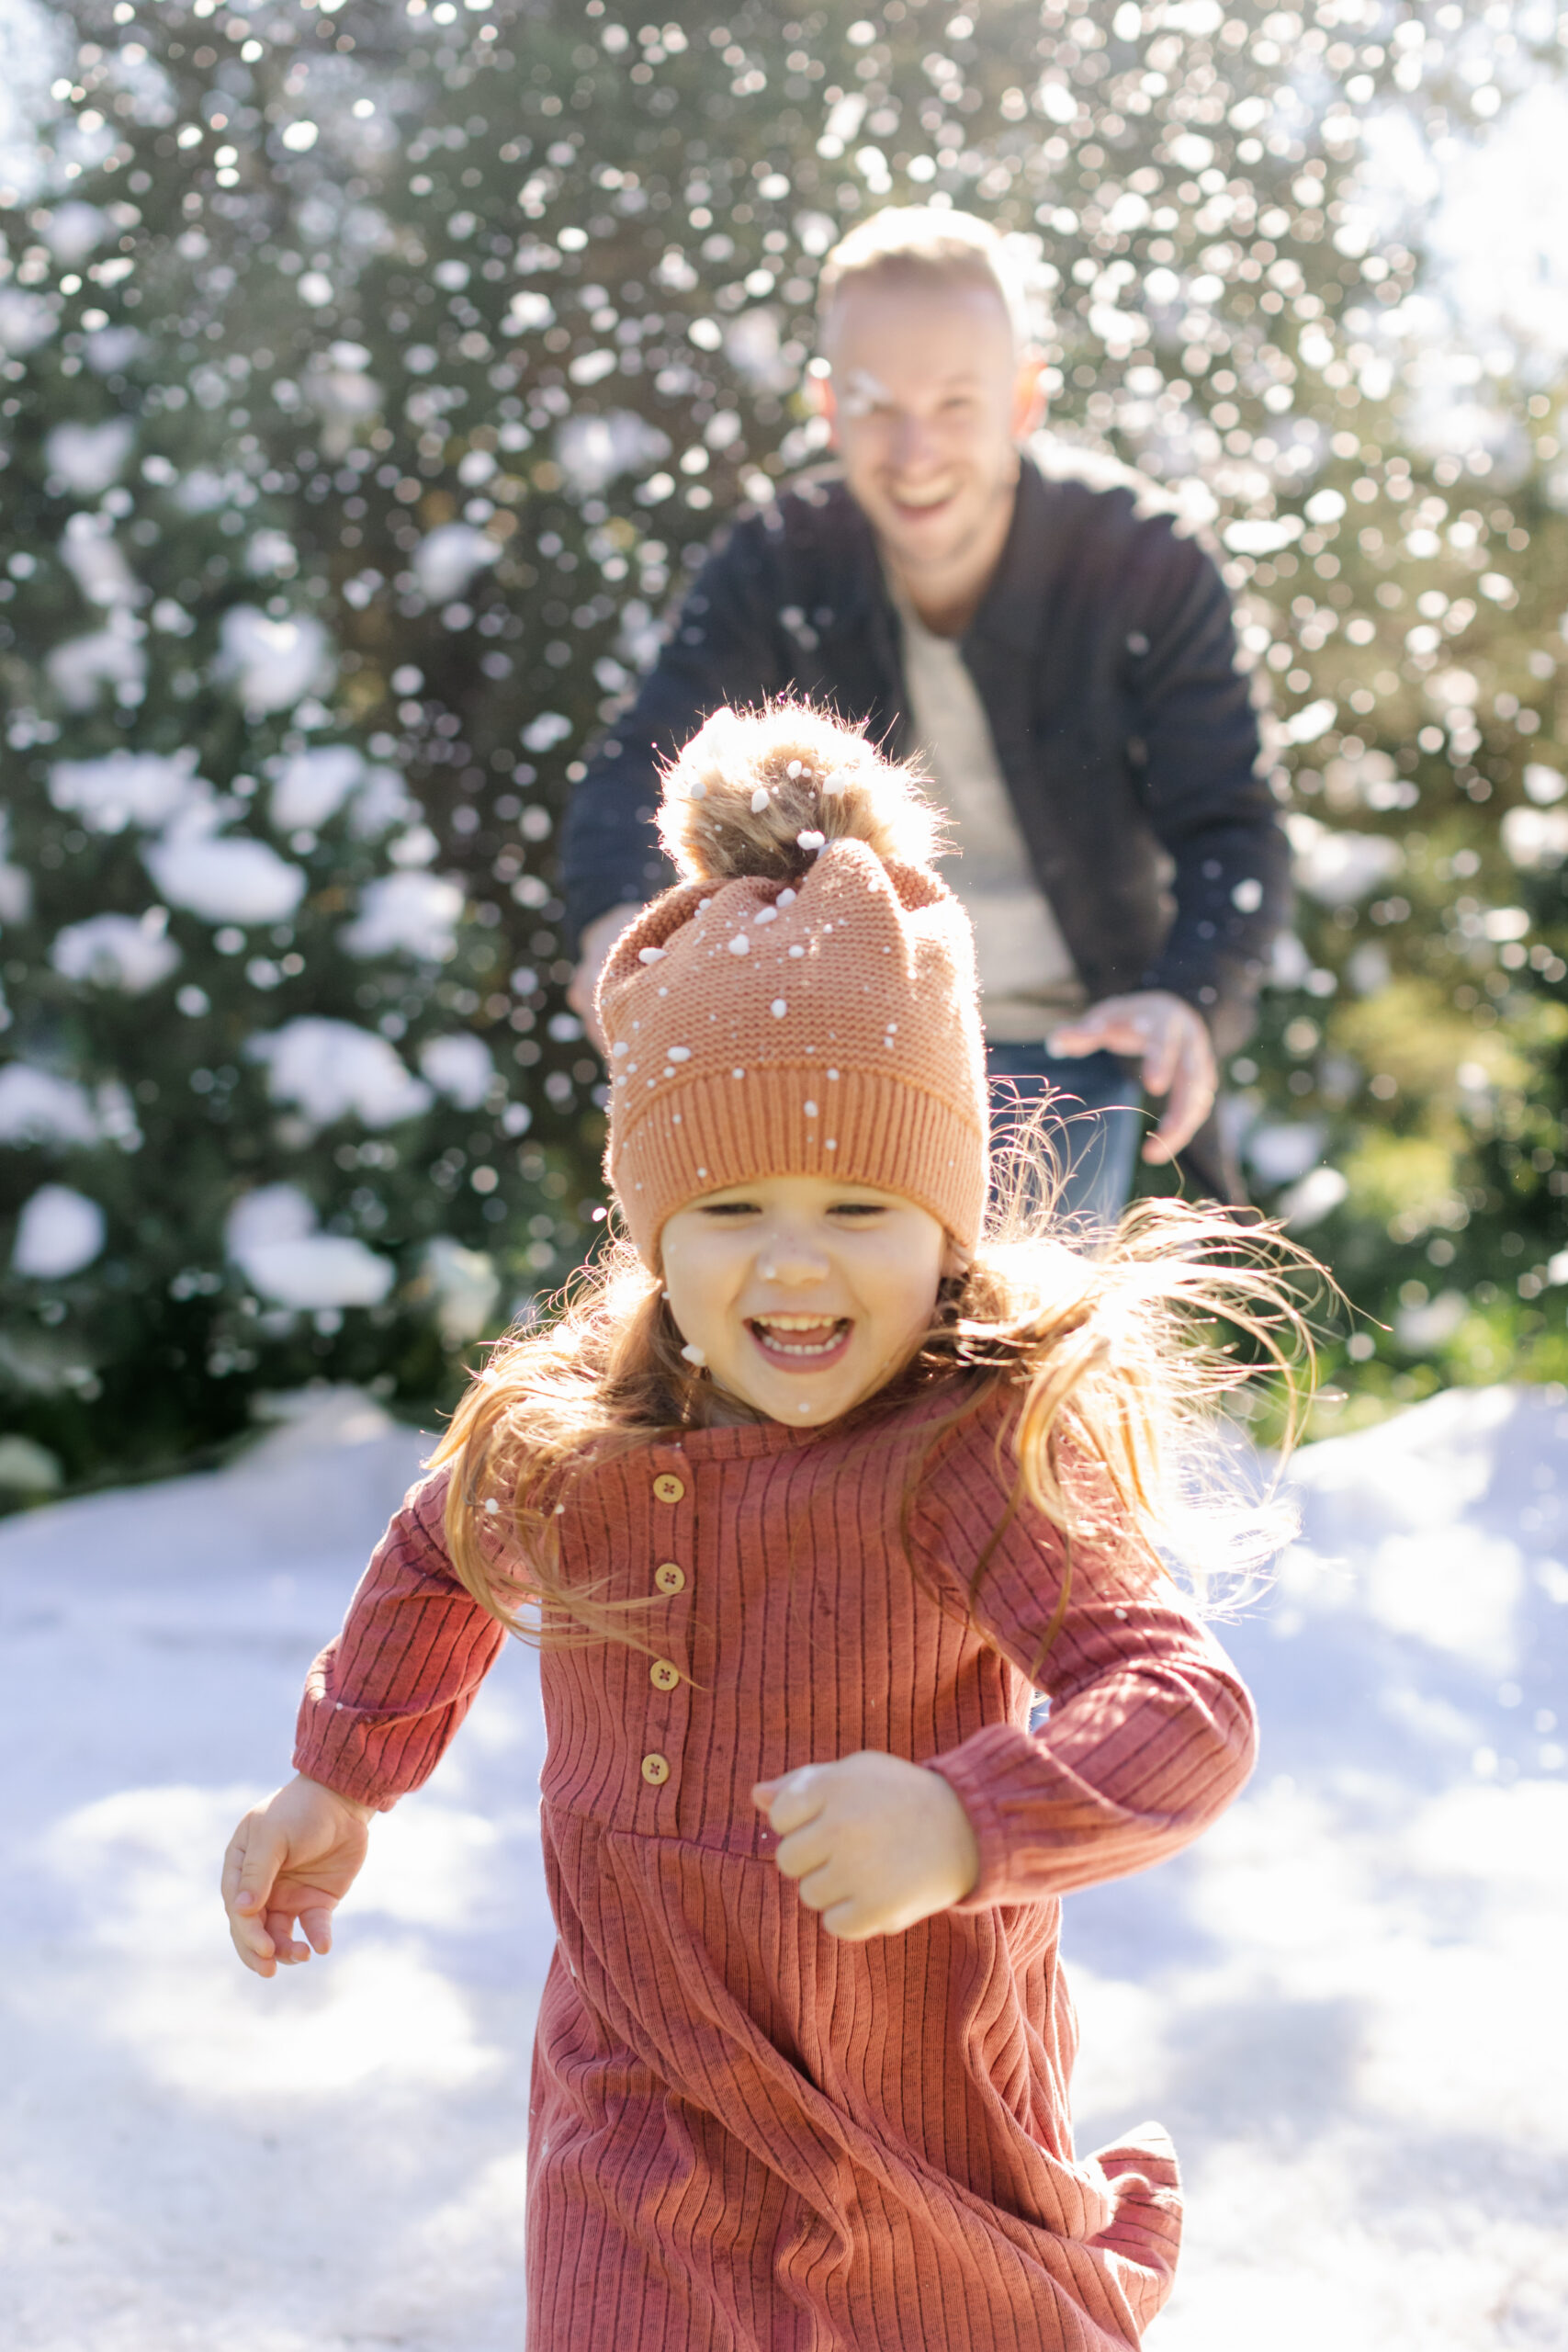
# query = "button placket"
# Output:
<box><xmin>637</xmin><ymin>1452</ymin><xmax>695</xmax><ymax>1825</ymax></box>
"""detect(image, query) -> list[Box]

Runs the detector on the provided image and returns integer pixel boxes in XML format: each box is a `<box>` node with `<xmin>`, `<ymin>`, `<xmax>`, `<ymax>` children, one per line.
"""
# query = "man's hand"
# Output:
<box><xmin>1048</xmin><ymin>989</ymin><xmax>1217</xmax><ymax>1165</ymax></box>
<box><xmin>753</xmin><ymin>1751</ymin><xmax>980</xmax><ymax>1941</ymax></box>
<box><xmin>567</xmin><ymin>901</ymin><xmax>645</xmax><ymax>1056</ymax></box>
<box><xmin>221</xmin><ymin>1774</ymin><xmax>375</xmax><ymax>1979</ymax></box>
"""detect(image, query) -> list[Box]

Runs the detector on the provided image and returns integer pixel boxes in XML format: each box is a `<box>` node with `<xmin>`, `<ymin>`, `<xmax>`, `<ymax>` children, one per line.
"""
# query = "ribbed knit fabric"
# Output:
<box><xmin>598</xmin><ymin>837</ymin><xmax>989</xmax><ymax>1261</ymax></box>
<box><xmin>295</xmin><ymin>1387</ymin><xmax>1257</xmax><ymax>2351</ymax></box>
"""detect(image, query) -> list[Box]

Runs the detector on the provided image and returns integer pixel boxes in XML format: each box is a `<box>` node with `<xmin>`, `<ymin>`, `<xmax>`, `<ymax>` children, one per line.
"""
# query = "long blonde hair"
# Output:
<box><xmin>433</xmin><ymin>1128</ymin><xmax>1324</xmax><ymax>1673</ymax></box>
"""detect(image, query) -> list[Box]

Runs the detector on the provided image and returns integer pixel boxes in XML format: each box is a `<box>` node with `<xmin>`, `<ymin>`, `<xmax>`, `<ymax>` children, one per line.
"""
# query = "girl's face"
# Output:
<box><xmin>660</xmin><ymin>1173</ymin><xmax>961</xmax><ymax>1426</ymax></box>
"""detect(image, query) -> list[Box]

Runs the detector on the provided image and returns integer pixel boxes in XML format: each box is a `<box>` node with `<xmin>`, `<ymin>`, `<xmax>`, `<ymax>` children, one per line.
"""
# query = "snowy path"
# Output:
<box><xmin>1</xmin><ymin>1384</ymin><xmax>1563</xmax><ymax>2350</ymax></box>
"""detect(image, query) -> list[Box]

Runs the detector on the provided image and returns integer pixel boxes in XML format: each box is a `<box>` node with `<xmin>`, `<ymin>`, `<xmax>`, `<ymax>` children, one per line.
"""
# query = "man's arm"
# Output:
<box><xmin>1050</xmin><ymin>529</ymin><xmax>1287</xmax><ymax>1166</ymax></box>
<box><xmin>1122</xmin><ymin>526</ymin><xmax>1290</xmax><ymax>1057</ymax></box>
<box><xmin>566</xmin><ymin>901</ymin><xmax>644</xmax><ymax>1054</ymax></box>
<box><xmin>558</xmin><ymin>512</ymin><xmax>795</xmax><ymax>957</ymax></box>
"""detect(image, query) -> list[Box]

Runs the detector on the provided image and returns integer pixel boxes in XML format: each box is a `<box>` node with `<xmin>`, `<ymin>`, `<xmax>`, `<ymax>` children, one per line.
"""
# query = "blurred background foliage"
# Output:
<box><xmin>0</xmin><ymin>0</ymin><xmax>1565</xmax><ymax>1499</ymax></box>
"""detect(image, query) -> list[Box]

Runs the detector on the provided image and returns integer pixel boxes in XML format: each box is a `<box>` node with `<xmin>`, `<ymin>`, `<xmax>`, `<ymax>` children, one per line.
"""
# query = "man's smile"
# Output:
<box><xmin>886</xmin><ymin>480</ymin><xmax>962</xmax><ymax>513</ymax></box>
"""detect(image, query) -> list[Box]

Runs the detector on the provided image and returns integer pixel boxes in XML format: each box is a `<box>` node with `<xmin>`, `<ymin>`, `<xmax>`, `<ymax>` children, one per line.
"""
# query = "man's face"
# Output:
<box><xmin>818</xmin><ymin>279</ymin><xmax>1036</xmax><ymax>587</ymax></box>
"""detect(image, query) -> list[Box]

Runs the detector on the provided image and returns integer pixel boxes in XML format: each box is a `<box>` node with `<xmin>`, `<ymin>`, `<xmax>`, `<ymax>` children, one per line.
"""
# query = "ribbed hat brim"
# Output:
<box><xmin>615</xmin><ymin>1063</ymin><xmax>987</xmax><ymax>1260</ymax></box>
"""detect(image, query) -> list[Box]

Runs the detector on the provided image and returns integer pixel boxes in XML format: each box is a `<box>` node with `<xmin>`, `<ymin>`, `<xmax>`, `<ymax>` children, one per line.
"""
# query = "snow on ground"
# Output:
<box><xmin>1</xmin><ymin>1382</ymin><xmax>1563</xmax><ymax>2350</ymax></box>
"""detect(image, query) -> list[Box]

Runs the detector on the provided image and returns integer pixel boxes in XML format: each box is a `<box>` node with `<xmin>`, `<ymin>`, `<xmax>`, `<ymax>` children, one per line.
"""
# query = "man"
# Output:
<box><xmin>561</xmin><ymin>207</ymin><xmax>1287</xmax><ymax>1216</ymax></box>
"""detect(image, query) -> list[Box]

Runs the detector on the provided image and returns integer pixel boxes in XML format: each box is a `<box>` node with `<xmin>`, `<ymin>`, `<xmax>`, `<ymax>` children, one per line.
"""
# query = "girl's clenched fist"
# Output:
<box><xmin>753</xmin><ymin>1750</ymin><xmax>980</xmax><ymax>1941</ymax></box>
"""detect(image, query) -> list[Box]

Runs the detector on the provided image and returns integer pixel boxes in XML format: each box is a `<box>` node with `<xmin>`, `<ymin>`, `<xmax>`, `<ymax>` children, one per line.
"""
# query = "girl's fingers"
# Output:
<box><xmin>755</xmin><ymin>1766</ymin><xmax>828</xmax><ymax>1834</ymax></box>
<box><xmin>265</xmin><ymin>1907</ymin><xmax>310</xmax><ymax>1964</ymax></box>
<box><xmin>299</xmin><ymin>1905</ymin><xmax>335</xmax><ymax>1956</ymax></box>
<box><xmin>773</xmin><ymin>1823</ymin><xmax>833</xmax><ymax>1883</ymax></box>
<box><xmin>230</xmin><ymin>1916</ymin><xmax>276</xmax><ymax>1968</ymax></box>
<box><xmin>818</xmin><ymin>1897</ymin><xmax>876</xmax><ymax>1942</ymax></box>
<box><xmin>220</xmin><ymin>1826</ymin><xmax>250</xmax><ymax>1909</ymax></box>
<box><xmin>224</xmin><ymin>1813</ymin><xmax>288</xmax><ymax>1926</ymax></box>
<box><xmin>792</xmin><ymin>1855</ymin><xmax>851</xmax><ymax>1915</ymax></box>
<box><xmin>225</xmin><ymin>1887</ymin><xmax>278</xmax><ymax>1972</ymax></box>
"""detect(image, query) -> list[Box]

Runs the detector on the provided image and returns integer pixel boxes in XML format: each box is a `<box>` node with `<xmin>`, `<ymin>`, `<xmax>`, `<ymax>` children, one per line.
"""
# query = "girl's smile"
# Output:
<box><xmin>660</xmin><ymin>1173</ymin><xmax>963</xmax><ymax>1424</ymax></box>
<box><xmin>748</xmin><ymin>1314</ymin><xmax>853</xmax><ymax>1371</ymax></box>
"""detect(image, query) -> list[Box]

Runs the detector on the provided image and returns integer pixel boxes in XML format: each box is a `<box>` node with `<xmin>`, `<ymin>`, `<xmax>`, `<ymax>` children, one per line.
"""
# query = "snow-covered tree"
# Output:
<box><xmin>0</xmin><ymin>130</ymin><xmax>581</xmax><ymax>1488</ymax></box>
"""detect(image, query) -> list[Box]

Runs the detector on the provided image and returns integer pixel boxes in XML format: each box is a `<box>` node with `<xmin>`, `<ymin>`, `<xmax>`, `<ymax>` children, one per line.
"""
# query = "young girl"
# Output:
<box><xmin>223</xmin><ymin>706</ymin><xmax>1306</xmax><ymax>2351</ymax></box>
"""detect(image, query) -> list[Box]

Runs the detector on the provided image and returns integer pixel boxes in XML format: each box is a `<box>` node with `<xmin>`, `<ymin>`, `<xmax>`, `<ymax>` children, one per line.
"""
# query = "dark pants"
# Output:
<box><xmin>985</xmin><ymin>1043</ymin><xmax>1143</xmax><ymax>1230</ymax></box>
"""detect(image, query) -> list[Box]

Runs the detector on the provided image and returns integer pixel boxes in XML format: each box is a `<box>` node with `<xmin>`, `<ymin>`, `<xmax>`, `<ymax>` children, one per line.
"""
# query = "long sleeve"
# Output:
<box><xmin>915</xmin><ymin>1411</ymin><xmax>1258</xmax><ymax>1906</ymax></box>
<box><xmin>1125</xmin><ymin>526</ymin><xmax>1289</xmax><ymax>1053</ymax></box>
<box><xmin>293</xmin><ymin>1466</ymin><xmax>507</xmax><ymax>1810</ymax></box>
<box><xmin>558</xmin><ymin>513</ymin><xmax>793</xmax><ymax>949</ymax></box>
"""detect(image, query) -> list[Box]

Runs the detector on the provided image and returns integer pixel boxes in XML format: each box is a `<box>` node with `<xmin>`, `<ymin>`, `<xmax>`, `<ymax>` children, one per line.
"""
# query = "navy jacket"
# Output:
<box><xmin>562</xmin><ymin>442</ymin><xmax>1287</xmax><ymax>1085</ymax></box>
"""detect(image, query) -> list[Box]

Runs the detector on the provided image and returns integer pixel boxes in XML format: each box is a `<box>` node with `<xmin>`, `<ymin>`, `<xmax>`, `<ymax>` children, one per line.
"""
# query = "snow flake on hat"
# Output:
<box><xmin>638</xmin><ymin>945</ymin><xmax>665</xmax><ymax>965</ymax></box>
<box><xmin>667</xmin><ymin>1046</ymin><xmax>691</xmax><ymax>1061</ymax></box>
<box><xmin>803</xmin><ymin>1100</ymin><xmax>818</xmax><ymax>1117</ymax></box>
<box><xmin>728</xmin><ymin>933</ymin><xmax>750</xmax><ymax>956</ymax></box>
<box><xmin>771</xmin><ymin>999</ymin><xmax>788</xmax><ymax>1018</ymax></box>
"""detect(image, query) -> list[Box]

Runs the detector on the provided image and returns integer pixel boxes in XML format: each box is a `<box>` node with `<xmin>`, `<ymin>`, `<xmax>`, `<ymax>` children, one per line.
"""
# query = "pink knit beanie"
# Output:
<box><xmin>597</xmin><ymin>704</ymin><xmax>988</xmax><ymax>1265</ymax></box>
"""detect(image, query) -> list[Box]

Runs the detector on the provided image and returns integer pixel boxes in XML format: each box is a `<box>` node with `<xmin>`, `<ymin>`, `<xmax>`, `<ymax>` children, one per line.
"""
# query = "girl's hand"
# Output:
<box><xmin>220</xmin><ymin>1774</ymin><xmax>376</xmax><ymax>1978</ymax></box>
<box><xmin>752</xmin><ymin>1751</ymin><xmax>980</xmax><ymax>1941</ymax></box>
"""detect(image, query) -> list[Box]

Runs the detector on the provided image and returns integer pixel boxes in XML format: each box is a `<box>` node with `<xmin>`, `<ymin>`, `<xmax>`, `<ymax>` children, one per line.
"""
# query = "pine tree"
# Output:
<box><xmin>2</xmin><ymin>0</ymin><xmax>1564</xmax><ymax>1496</ymax></box>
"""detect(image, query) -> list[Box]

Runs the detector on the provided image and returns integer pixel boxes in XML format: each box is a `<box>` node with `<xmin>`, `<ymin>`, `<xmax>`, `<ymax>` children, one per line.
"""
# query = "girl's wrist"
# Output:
<box><xmin>297</xmin><ymin>1771</ymin><xmax>378</xmax><ymax>1825</ymax></box>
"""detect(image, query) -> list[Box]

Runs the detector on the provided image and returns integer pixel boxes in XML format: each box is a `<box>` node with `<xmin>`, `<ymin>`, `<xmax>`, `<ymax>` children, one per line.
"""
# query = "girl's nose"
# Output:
<box><xmin>757</xmin><ymin>1231</ymin><xmax>829</xmax><ymax>1284</ymax></box>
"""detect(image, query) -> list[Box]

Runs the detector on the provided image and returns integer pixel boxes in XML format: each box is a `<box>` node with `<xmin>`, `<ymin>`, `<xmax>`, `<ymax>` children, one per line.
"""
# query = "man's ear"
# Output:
<box><xmin>807</xmin><ymin>358</ymin><xmax>840</xmax><ymax>448</ymax></box>
<box><xmin>1011</xmin><ymin>346</ymin><xmax>1047</xmax><ymax>442</ymax></box>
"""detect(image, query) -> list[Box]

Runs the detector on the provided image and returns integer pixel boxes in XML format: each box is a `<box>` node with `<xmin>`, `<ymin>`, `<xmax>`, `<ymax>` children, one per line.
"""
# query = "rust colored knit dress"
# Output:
<box><xmin>294</xmin><ymin>1391</ymin><xmax>1257</xmax><ymax>2352</ymax></box>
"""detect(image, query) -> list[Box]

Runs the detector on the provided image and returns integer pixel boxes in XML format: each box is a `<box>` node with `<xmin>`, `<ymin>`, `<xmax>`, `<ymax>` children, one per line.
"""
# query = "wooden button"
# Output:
<box><xmin>641</xmin><ymin>1751</ymin><xmax>671</xmax><ymax>1785</ymax></box>
<box><xmin>652</xmin><ymin>1473</ymin><xmax>685</xmax><ymax>1504</ymax></box>
<box><xmin>649</xmin><ymin>1658</ymin><xmax>681</xmax><ymax>1691</ymax></box>
<box><xmin>654</xmin><ymin>1561</ymin><xmax>686</xmax><ymax>1595</ymax></box>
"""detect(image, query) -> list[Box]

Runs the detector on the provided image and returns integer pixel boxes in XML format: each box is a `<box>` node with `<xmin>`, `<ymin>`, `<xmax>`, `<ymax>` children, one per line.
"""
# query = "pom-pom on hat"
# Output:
<box><xmin>597</xmin><ymin>703</ymin><xmax>989</xmax><ymax>1264</ymax></box>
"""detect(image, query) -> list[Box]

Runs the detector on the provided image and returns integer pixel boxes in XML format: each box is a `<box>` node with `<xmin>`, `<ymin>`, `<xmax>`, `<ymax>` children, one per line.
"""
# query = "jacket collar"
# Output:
<box><xmin>799</xmin><ymin>455</ymin><xmax>1058</xmax><ymax>652</ymax></box>
<box><xmin>964</xmin><ymin>456</ymin><xmax>1058</xmax><ymax>654</ymax></box>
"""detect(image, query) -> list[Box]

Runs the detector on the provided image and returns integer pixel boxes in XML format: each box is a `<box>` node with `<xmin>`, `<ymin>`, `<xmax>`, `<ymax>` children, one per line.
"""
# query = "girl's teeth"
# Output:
<box><xmin>755</xmin><ymin>1321</ymin><xmax>843</xmax><ymax>1357</ymax></box>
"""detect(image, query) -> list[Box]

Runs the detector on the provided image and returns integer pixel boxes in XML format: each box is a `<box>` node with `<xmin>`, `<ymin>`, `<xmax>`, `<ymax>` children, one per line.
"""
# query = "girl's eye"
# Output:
<box><xmin>830</xmin><ymin>1203</ymin><xmax>886</xmax><ymax>1220</ymax></box>
<box><xmin>699</xmin><ymin>1201</ymin><xmax>760</xmax><ymax>1218</ymax></box>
